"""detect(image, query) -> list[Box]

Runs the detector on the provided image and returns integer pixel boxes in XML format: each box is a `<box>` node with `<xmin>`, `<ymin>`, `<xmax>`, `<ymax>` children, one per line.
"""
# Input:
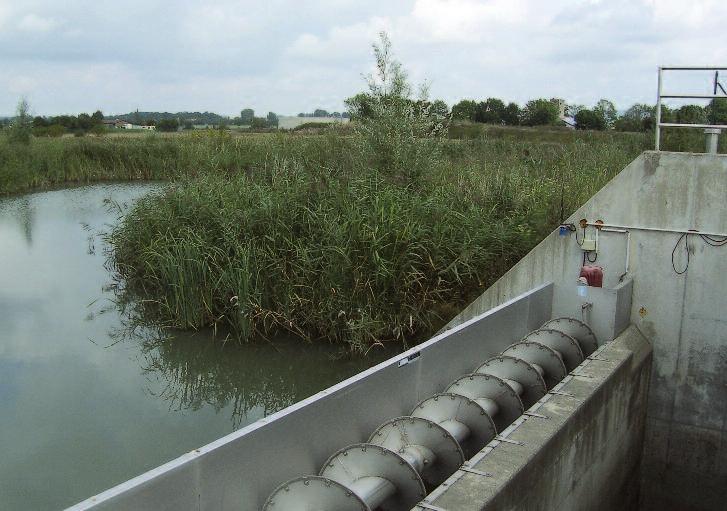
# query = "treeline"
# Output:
<box><xmin>297</xmin><ymin>109</ymin><xmax>349</xmax><ymax>118</ymax></box>
<box><xmin>573</xmin><ymin>99</ymin><xmax>727</xmax><ymax>131</ymax></box>
<box><xmin>130</xmin><ymin>109</ymin><xmax>282</xmax><ymax>129</ymax></box>
<box><xmin>450</xmin><ymin>98</ymin><xmax>557</xmax><ymax>126</ymax></box>
<box><xmin>115</xmin><ymin>111</ymin><xmax>226</xmax><ymax>126</ymax></box>
<box><xmin>30</xmin><ymin>110</ymin><xmax>106</xmax><ymax>137</ymax></box>
<box><xmin>448</xmin><ymin>96</ymin><xmax>727</xmax><ymax>132</ymax></box>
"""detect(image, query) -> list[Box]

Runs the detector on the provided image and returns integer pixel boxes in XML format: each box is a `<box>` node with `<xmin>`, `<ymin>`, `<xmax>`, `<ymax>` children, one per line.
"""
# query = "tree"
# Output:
<box><xmin>240</xmin><ymin>109</ymin><xmax>254</xmax><ymax>124</ymax></box>
<box><xmin>345</xmin><ymin>31</ymin><xmax>446</xmax><ymax>182</ymax></box>
<box><xmin>90</xmin><ymin>124</ymin><xmax>107</xmax><ymax>136</ymax></box>
<box><xmin>522</xmin><ymin>99</ymin><xmax>559</xmax><ymax>126</ymax></box>
<box><xmin>676</xmin><ymin>105</ymin><xmax>707</xmax><ymax>124</ymax></box>
<box><xmin>157</xmin><ymin>119</ymin><xmax>179</xmax><ymax>132</ymax></box>
<box><xmin>707</xmin><ymin>98</ymin><xmax>727</xmax><ymax>124</ymax></box>
<box><xmin>346</xmin><ymin>93</ymin><xmax>376</xmax><ymax>120</ymax></box>
<box><xmin>183</xmin><ymin>120</ymin><xmax>194</xmax><ymax>130</ymax></box>
<box><xmin>575</xmin><ymin>108</ymin><xmax>606</xmax><ymax>130</ymax></box>
<box><xmin>614</xmin><ymin>103</ymin><xmax>654</xmax><ymax>132</ymax></box>
<box><xmin>502</xmin><ymin>102</ymin><xmax>521</xmax><ymax>125</ymax></box>
<box><xmin>566</xmin><ymin>104</ymin><xmax>585</xmax><ymax>118</ymax></box>
<box><xmin>594</xmin><ymin>99</ymin><xmax>617</xmax><ymax>128</ymax></box>
<box><xmin>47</xmin><ymin>124</ymin><xmax>66</xmax><ymax>137</ymax></box>
<box><xmin>8</xmin><ymin>98</ymin><xmax>32</xmax><ymax>144</ymax></box>
<box><xmin>430</xmin><ymin>99</ymin><xmax>449</xmax><ymax>118</ymax></box>
<box><xmin>32</xmin><ymin>116</ymin><xmax>48</xmax><ymax>128</ymax></box>
<box><xmin>250</xmin><ymin>117</ymin><xmax>268</xmax><ymax>129</ymax></box>
<box><xmin>475</xmin><ymin>98</ymin><xmax>506</xmax><ymax>124</ymax></box>
<box><xmin>77</xmin><ymin>113</ymin><xmax>94</xmax><ymax>130</ymax></box>
<box><xmin>313</xmin><ymin>108</ymin><xmax>329</xmax><ymax>117</ymax></box>
<box><xmin>659</xmin><ymin>104</ymin><xmax>675</xmax><ymax>124</ymax></box>
<box><xmin>267</xmin><ymin>112</ymin><xmax>279</xmax><ymax>127</ymax></box>
<box><xmin>451</xmin><ymin>99</ymin><xmax>477</xmax><ymax>121</ymax></box>
<box><xmin>92</xmin><ymin>110</ymin><xmax>104</xmax><ymax>124</ymax></box>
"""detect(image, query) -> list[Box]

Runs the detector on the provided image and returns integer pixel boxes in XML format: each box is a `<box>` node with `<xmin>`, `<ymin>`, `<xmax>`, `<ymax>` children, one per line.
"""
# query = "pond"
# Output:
<box><xmin>0</xmin><ymin>184</ymin><xmax>393</xmax><ymax>510</ymax></box>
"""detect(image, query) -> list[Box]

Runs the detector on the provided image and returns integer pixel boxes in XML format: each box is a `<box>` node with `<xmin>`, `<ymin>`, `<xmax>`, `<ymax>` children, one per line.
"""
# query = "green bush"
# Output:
<box><xmin>105</xmin><ymin>130</ymin><xmax>644</xmax><ymax>351</ymax></box>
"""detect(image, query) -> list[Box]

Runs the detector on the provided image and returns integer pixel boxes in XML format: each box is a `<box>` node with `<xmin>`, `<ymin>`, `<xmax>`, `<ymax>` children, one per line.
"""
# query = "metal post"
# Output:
<box><xmin>655</xmin><ymin>66</ymin><xmax>663</xmax><ymax>151</ymax></box>
<box><xmin>705</xmin><ymin>128</ymin><xmax>721</xmax><ymax>154</ymax></box>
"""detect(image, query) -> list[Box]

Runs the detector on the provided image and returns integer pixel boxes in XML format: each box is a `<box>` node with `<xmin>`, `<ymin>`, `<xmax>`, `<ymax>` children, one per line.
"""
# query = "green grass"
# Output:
<box><xmin>0</xmin><ymin>130</ymin><xmax>356</xmax><ymax>195</ymax></box>
<box><xmin>97</xmin><ymin>127</ymin><xmax>649</xmax><ymax>351</ymax></box>
<box><xmin>7</xmin><ymin>124</ymin><xmax>701</xmax><ymax>351</ymax></box>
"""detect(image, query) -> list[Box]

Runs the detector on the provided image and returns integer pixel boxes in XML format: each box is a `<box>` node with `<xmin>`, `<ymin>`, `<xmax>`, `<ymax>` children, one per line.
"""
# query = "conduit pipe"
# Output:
<box><xmin>263</xmin><ymin>317</ymin><xmax>598</xmax><ymax>511</ymax></box>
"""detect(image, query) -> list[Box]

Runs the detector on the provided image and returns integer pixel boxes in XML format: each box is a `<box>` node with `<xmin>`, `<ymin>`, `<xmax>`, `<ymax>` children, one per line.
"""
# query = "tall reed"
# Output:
<box><xmin>106</xmin><ymin>131</ymin><xmax>644</xmax><ymax>351</ymax></box>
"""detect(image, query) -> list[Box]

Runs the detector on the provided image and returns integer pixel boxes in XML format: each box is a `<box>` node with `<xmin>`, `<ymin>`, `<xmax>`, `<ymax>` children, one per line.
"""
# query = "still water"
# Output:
<box><xmin>0</xmin><ymin>184</ymin><xmax>392</xmax><ymax>510</ymax></box>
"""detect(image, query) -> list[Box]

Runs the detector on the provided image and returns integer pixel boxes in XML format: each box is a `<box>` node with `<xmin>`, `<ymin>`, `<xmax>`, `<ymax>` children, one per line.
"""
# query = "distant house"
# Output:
<box><xmin>277</xmin><ymin>116</ymin><xmax>350</xmax><ymax>130</ymax></box>
<box><xmin>140</xmin><ymin>125</ymin><xmax>156</xmax><ymax>131</ymax></box>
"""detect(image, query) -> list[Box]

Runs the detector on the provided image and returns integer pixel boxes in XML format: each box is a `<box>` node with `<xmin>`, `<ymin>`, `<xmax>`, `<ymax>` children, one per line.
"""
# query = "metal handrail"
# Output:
<box><xmin>655</xmin><ymin>66</ymin><xmax>727</xmax><ymax>151</ymax></box>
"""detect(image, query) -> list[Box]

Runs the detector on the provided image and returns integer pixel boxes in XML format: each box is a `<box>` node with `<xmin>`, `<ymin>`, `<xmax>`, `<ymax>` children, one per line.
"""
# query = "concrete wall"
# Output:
<box><xmin>445</xmin><ymin>152</ymin><xmax>727</xmax><ymax>510</ymax></box>
<box><xmin>424</xmin><ymin>325</ymin><xmax>652</xmax><ymax>511</ymax></box>
<box><xmin>70</xmin><ymin>285</ymin><xmax>553</xmax><ymax>511</ymax></box>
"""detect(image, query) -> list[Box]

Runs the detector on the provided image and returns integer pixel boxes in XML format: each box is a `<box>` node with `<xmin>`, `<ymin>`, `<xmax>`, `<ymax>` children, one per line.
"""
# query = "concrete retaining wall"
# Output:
<box><xmin>424</xmin><ymin>325</ymin><xmax>652</xmax><ymax>511</ymax></box>
<box><xmin>445</xmin><ymin>152</ymin><xmax>727</xmax><ymax>510</ymax></box>
<box><xmin>427</xmin><ymin>327</ymin><xmax>651</xmax><ymax>511</ymax></box>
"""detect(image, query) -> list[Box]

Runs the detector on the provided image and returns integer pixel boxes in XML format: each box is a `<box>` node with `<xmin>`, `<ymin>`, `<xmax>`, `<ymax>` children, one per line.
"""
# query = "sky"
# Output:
<box><xmin>1</xmin><ymin>0</ymin><xmax>726</xmax><ymax>117</ymax></box>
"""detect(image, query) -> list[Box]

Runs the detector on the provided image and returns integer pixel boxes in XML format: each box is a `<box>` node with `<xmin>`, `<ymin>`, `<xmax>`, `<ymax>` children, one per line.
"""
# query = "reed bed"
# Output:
<box><xmin>98</xmin><ymin>129</ymin><xmax>647</xmax><ymax>351</ymax></box>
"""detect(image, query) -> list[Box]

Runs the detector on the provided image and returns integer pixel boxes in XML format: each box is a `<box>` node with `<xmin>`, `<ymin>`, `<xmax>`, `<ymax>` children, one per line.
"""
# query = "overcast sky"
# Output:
<box><xmin>1</xmin><ymin>0</ymin><xmax>725</xmax><ymax>117</ymax></box>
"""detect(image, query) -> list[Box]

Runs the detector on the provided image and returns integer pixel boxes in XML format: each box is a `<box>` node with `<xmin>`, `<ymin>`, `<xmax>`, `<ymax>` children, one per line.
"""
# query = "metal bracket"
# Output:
<box><xmin>548</xmin><ymin>390</ymin><xmax>575</xmax><ymax>397</ymax></box>
<box><xmin>587</xmin><ymin>356</ymin><xmax>609</xmax><ymax>362</ymax></box>
<box><xmin>571</xmin><ymin>372</ymin><xmax>594</xmax><ymax>379</ymax></box>
<box><xmin>524</xmin><ymin>411</ymin><xmax>549</xmax><ymax>419</ymax></box>
<box><xmin>416</xmin><ymin>502</ymin><xmax>450</xmax><ymax>511</ymax></box>
<box><xmin>494</xmin><ymin>435</ymin><xmax>524</xmax><ymax>446</ymax></box>
<box><xmin>398</xmin><ymin>351</ymin><xmax>421</xmax><ymax>367</ymax></box>
<box><xmin>459</xmin><ymin>466</ymin><xmax>493</xmax><ymax>477</ymax></box>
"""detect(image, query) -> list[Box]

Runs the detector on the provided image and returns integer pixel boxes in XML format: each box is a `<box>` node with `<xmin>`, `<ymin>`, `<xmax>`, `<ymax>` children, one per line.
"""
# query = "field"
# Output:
<box><xmin>0</xmin><ymin>123</ymin><xmax>707</xmax><ymax>351</ymax></box>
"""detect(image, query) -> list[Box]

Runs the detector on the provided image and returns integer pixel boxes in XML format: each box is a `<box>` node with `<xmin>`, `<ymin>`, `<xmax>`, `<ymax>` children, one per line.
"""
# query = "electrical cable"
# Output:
<box><xmin>574</xmin><ymin>226</ymin><xmax>585</xmax><ymax>246</ymax></box>
<box><xmin>671</xmin><ymin>233</ymin><xmax>689</xmax><ymax>274</ymax></box>
<box><xmin>699</xmin><ymin>234</ymin><xmax>727</xmax><ymax>246</ymax></box>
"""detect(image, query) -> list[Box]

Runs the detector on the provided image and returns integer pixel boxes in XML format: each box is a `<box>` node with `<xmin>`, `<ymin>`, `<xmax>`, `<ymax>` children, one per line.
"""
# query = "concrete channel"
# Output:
<box><xmin>68</xmin><ymin>151</ymin><xmax>727</xmax><ymax>511</ymax></box>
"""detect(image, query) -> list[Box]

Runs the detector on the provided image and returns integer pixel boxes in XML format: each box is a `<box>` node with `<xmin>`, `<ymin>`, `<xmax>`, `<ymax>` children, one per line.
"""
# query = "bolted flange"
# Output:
<box><xmin>521</xmin><ymin>329</ymin><xmax>584</xmax><ymax>371</ymax></box>
<box><xmin>411</xmin><ymin>393</ymin><xmax>497</xmax><ymax>459</ymax></box>
<box><xmin>501</xmin><ymin>341</ymin><xmax>568</xmax><ymax>389</ymax></box>
<box><xmin>369</xmin><ymin>416</ymin><xmax>464</xmax><ymax>488</ymax></box>
<box><xmin>445</xmin><ymin>373</ymin><xmax>523</xmax><ymax>432</ymax></box>
<box><xmin>320</xmin><ymin>443</ymin><xmax>425</xmax><ymax>511</ymax></box>
<box><xmin>476</xmin><ymin>356</ymin><xmax>547</xmax><ymax>409</ymax></box>
<box><xmin>542</xmin><ymin>317</ymin><xmax>598</xmax><ymax>356</ymax></box>
<box><xmin>263</xmin><ymin>476</ymin><xmax>369</xmax><ymax>511</ymax></box>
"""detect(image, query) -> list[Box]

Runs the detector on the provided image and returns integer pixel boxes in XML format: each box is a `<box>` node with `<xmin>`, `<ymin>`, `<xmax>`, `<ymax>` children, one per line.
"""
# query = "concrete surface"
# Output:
<box><xmin>445</xmin><ymin>152</ymin><xmax>727</xmax><ymax>510</ymax></box>
<box><xmin>422</xmin><ymin>325</ymin><xmax>652</xmax><ymax>511</ymax></box>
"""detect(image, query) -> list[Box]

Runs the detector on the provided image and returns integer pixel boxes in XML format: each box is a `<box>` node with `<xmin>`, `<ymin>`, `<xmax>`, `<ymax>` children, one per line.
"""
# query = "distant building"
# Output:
<box><xmin>140</xmin><ymin>125</ymin><xmax>156</xmax><ymax>131</ymax></box>
<box><xmin>277</xmin><ymin>116</ymin><xmax>350</xmax><ymax>130</ymax></box>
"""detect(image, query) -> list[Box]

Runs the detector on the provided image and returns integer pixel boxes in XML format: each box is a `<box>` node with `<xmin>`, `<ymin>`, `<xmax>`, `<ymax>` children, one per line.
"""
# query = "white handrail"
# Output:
<box><xmin>655</xmin><ymin>66</ymin><xmax>726</xmax><ymax>151</ymax></box>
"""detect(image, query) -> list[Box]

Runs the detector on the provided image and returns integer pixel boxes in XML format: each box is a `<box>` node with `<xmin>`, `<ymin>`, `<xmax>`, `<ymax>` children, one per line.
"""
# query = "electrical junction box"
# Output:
<box><xmin>581</xmin><ymin>239</ymin><xmax>597</xmax><ymax>252</ymax></box>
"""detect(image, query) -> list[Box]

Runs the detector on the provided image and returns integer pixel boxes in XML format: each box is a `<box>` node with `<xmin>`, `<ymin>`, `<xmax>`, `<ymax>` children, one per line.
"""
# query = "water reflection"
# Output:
<box><xmin>133</xmin><ymin>327</ymin><xmax>391</xmax><ymax>428</ymax></box>
<box><xmin>0</xmin><ymin>196</ymin><xmax>35</xmax><ymax>246</ymax></box>
<box><xmin>0</xmin><ymin>183</ymin><xmax>393</xmax><ymax>511</ymax></box>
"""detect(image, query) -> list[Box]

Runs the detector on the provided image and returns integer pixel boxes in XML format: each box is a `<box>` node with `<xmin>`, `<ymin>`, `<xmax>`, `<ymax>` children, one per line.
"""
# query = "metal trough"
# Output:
<box><xmin>263</xmin><ymin>318</ymin><xmax>597</xmax><ymax>510</ymax></box>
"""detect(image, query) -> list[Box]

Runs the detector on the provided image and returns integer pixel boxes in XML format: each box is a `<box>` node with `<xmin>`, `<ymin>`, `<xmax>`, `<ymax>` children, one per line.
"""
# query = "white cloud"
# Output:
<box><xmin>286</xmin><ymin>17</ymin><xmax>390</xmax><ymax>61</ymax></box>
<box><xmin>410</xmin><ymin>0</ymin><xmax>530</xmax><ymax>42</ymax></box>
<box><xmin>0</xmin><ymin>0</ymin><xmax>725</xmax><ymax>116</ymax></box>
<box><xmin>17</xmin><ymin>13</ymin><xmax>59</xmax><ymax>32</ymax></box>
